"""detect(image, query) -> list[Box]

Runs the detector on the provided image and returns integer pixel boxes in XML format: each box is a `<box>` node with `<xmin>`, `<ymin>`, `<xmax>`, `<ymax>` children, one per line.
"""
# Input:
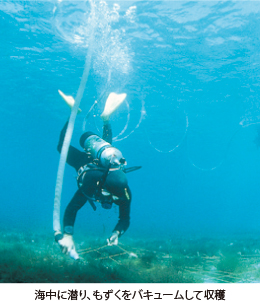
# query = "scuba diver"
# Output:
<box><xmin>54</xmin><ymin>91</ymin><xmax>134</xmax><ymax>259</ymax></box>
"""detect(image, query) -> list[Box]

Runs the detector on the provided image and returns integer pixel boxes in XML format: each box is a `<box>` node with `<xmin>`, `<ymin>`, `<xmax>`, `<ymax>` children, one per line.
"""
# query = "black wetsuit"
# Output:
<box><xmin>57</xmin><ymin>121</ymin><xmax>131</xmax><ymax>237</ymax></box>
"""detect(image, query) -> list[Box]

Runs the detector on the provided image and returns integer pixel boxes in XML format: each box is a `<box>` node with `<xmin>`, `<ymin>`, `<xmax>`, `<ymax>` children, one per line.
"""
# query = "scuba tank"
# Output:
<box><xmin>80</xmin><ymin>131</ymin><xmax>126</xmax><ymax>168</ymax></box>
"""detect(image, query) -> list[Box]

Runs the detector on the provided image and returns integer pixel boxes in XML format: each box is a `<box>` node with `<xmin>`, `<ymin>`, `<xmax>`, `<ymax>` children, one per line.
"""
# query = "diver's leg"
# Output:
<box><xmin>57</xmin><ymin>120</ymin><xmax>69</xmax><ymax>153</ymax></box>
<box><xmin>57</xmin><ymin>120</ymin><xmax>91</xmax><ymax>171</ymax></box>
<box><xmin>102</xmin><ymin>121</ymin><xmax>112</xmax><ymax>144</ymax></box>
<box><xmin>100</xmin><ymin>93</ymin><xmax>126</xmax><ymax>143</ymax></box>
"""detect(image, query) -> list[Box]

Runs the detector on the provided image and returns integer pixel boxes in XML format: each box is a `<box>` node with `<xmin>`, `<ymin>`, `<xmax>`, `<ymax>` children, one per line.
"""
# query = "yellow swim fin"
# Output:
<box><xmin>101</xmin><ymin>92</ymin><xmax>127</xmax><ymax>121</ymax></box>
<box><xmin>58</xmin><ymin>90</ymin><xmax>82</xmax><ymax>113</ymax></box>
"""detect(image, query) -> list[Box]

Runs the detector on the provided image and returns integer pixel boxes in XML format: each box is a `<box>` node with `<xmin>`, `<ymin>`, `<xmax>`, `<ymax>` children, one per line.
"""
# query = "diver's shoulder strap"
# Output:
<box><xmin>80</xmin><ymin>189</ymin><xmax>97</xmax><ymax>211</ymax></box>
<box><xmin>77</xmin><ymin>163</ymin><xmax>105</xmax><ymax>180</ymax></box>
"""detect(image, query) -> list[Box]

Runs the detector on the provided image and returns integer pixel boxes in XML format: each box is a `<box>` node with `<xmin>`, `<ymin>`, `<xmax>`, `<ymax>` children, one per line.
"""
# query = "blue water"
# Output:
<box><xmin>1</xmin><ymin>0</ymin><xmax>260</xmax><ymax>243</ymax></box>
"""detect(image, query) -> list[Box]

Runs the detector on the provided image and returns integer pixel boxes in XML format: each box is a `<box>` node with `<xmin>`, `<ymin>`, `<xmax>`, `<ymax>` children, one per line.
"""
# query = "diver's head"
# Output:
<box><xmin>80</xmin><ymin>132</ymin><xmax>126</xmax><ymax>169</ymax></box>
<box><xmin>104</xmin><ymin>169</ymin><xmax>131</xmax><ymax>201</ymax></box>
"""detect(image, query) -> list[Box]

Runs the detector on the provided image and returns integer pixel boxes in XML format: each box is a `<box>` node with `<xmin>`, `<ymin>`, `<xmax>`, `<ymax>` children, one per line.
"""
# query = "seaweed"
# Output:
<box><xmin>0</xmin><ymin>231</ymin><xmax>260</xmax><ymax>283</ymax></box>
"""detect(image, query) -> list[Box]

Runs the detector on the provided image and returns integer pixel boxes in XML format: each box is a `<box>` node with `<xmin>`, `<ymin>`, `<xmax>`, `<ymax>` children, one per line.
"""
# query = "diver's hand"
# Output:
<box><xmin>107</xmin><ymin>231</ymin><xmax>120</xmax><ymax>246</ymax></box>
<box><xmin>57</xmin><ymin>234</ymin><xmax>79</xmax><ymax>260</ymax></box>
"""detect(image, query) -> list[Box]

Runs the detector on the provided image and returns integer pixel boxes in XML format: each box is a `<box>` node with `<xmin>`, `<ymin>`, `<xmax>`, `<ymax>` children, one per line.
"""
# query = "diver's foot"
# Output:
<box><xmin>58</xmin><ymin>90</ymin><xmax>82</xmax><ymax>113</ymax></box>
<box><xmin>100</xmin><ymin>113</ymin><xmax>110</xmax><ymax>122</ymax></box>
<box><xmin>100</xmin><ymin>92</ymin><xmax>127</xmax><ymax>120</ymax></box>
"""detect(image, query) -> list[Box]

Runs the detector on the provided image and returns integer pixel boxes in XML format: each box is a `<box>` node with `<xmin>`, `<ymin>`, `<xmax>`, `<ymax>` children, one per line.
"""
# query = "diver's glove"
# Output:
<box><xmin>107</xmin><ymin>231</ymin><xmax>120</xmax><ymax>246</ymax></box>
<box><xmin>55</xmin><ymin>232</ymin><xmax>79</xmax><ymax>260</ymax></box>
